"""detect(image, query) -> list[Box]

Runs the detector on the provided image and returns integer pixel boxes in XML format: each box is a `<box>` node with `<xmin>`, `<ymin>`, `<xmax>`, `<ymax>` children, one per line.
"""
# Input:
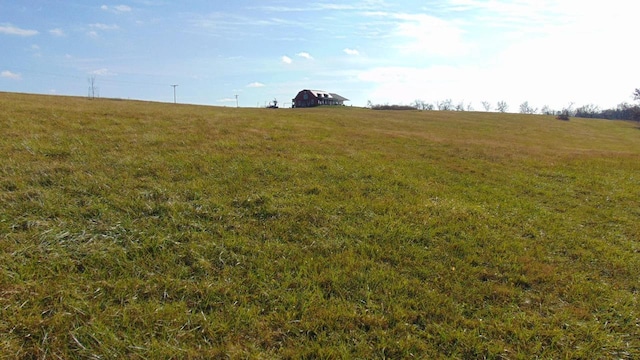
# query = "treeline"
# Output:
<box><xmin>573</xmin><ymin>102</ymin><xmax>640</xmax><ymax>120</ymax></box>
<box><xmin>368</xmin><ymin>103</ymin><xmax>416</xmax><ymax>111</ymax></box>
<box><xmin>367</xmin><ymin>89</ymin><xmax>640</xmax><ymax>121</ymax></box>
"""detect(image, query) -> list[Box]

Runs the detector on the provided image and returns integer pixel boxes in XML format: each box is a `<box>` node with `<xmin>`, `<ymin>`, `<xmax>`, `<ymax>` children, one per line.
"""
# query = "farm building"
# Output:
<box><xmin>292</xmin><ymin>90</ymin><xmax>349</xmax><ymax>108</ymax></box>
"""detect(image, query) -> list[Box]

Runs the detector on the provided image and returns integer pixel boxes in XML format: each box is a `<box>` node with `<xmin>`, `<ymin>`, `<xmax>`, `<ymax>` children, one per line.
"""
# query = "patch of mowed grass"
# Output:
<box><xmin>0</xmin><ymin>92</ymin><xmax>638</xmax><ymax>358</ymax></box>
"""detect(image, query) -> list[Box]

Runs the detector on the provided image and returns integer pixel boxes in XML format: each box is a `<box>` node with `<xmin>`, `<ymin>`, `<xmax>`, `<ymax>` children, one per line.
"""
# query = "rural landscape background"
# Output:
<box><xmin>0</xmin><ymin>92</ymin><xmax>638</xmax><ymax>358</ymax></box>
<box><xmin>1</xmin><ymin>1</ymin><xmax>638</xmax><ymax>109</ymax></box>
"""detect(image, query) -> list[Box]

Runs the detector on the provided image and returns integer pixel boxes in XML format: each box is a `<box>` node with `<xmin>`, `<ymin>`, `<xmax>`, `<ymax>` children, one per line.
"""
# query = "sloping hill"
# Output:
<box><xmin>1</xmin><ymin>92</ymin><xmax>638</xmax><ymax>358</ymax></box>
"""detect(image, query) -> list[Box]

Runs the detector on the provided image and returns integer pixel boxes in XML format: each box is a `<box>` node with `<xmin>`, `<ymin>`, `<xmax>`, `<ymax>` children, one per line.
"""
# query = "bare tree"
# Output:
<box><xmin>541</xmin><ymin>105</ymin><xmax>555</xmax><ymax>115</ymax></box>
<box><xmin>564</xmin><ymin>102</ymin><xmax>576</xmax><ymax>116</ymax></box>
<box><xmin>481</xmin><ymin>101</ymin><xmax>492</xmax><ymax>112</ymax></box>
<box><xmin>412</xmin><ymin>99</ymin><xmax>433</xmax><ymax>110</ymax></box>
<box><xmin>412</xmin><ymin>99</ymin><xmax>423</xmax><ymax>110</ymax></box>
<box><xmin>519</xmin><ymin>101</ymin><xmax>537</xmax><ymax>114</ymax></box>
<box><xmin>575</xmin><ymin>104</ymin><xmax>600</xmax><ymax>118</ymax></box>
<box><xmin>455</xmin><ymin>101</ymin><xmax>466</xmax><ymax>111</ymax></box>
<box><xmin>631</xmin><ymin>90</ymin><xmax>640</xmax><ymax>122</ymax></box>
<box><xmin>496</xmin><ymin>101</ymin><xmax>509</xmax><ymax>113</ymax></box>
<box><xmin>436</xmin><ymin>99</ymin><xmax>454</xmax><ymax>111</ymax></box>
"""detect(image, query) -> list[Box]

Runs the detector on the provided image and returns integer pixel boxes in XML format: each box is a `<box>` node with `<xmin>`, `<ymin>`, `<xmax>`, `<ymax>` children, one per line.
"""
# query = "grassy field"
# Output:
<box><xmin>0</xmin><ymin>92</ymin><xmax>638</xmax><ymax>359</ymax></box>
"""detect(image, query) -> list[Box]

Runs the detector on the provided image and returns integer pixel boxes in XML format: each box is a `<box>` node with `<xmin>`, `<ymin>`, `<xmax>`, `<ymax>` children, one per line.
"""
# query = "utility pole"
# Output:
<box><xmin>88</xmin><ymin>76</ymin><xmax>97</xmax><ymax>99</ymax></box>
<box><xmin>235</xmin><ymin>94</ymin><xmax>239</xmax><ymax>108</ymax></box>
<box><xmin>170</xmin><ymin>84</ymin><xmax>179</xmax><ymax>104</ymax></box>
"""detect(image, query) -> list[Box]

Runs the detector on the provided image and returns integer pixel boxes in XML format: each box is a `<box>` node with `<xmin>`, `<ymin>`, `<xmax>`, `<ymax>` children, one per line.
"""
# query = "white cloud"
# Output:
<box><xmin>297</xmin><ymin>52</ymin><xmax>314</xmax><ymax>60</ymax></box>
<box><xmin>281</xmin><ymin>56</ymin><xmax>292</xmax><ymax>64</ymax></box>
<box><xmin>90</xmin><ymin>68</ymin><xmax>114</xmax><ymax>76</ymax></box>
<box><xmin>87</xmin><ymin>31</ymin><xmax>99</xmax><ymax>38</ymax></box>
<box><xmin>358</xmin><ymin>64</ymin><xmax>501</xmax><ymax>105</ymax></box>
<box><xmin>115</xmin><ymin>5</ymin><xmax>132</xmax><ymax>12</ymax></box>
<box><xmin>367</xmin><ymin>12</ymin><xmax>469</xmax><ymax>57</ymax></box>
<box><xmin>344</xmin><ymin>48</ymin><xmax>360</xmax><ymax>56</ymax></box>
<box><xmin>49</xmin><ymin>28</ymin><xmax>65</xmax><ymax>37</ymax></box>
<box><xmin>218</xmin><ymin>98</ymin><xmax>237</xmax><ymax>103</ymax></box>
<box><xmin>0</xmin><ymin>24</ymin><xmax>38</xmax><ymax>36</ymax></box>
<box><xmin>1</xmin><ymin>70</ymin><xmax>22</xmax><ymax>80</ymax></box>
<box><xmin>101</xmin><ymin>4</ymin><xmax>132</xmax><ymax>13</ymax></box>
<box><xmin>90</xmin><ymin>23</ymin><xmax>120</xmax><ymax>30</ymax></box>
<box><xmin>253</xmin><ymin>1</ymin><xmax>388</xmax><ymax>12</ymax></box>
<box><xmin>247</xmin><ymin>82</ymin><xmax>265</xmax><ymax>88</ymax></box>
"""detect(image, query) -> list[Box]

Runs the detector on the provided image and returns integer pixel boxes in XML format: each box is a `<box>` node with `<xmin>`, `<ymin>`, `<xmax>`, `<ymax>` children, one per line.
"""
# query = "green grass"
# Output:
<box><xmin>1</xmin><ymin>92</ymin><xmax>638</xmax><ymax>359</ymax></box>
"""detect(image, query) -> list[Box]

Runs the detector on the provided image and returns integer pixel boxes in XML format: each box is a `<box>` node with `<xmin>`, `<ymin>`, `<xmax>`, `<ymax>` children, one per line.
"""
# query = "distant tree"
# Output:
<box><xmin>575</xmin><ymin>104</ymin><xmax>600</xmax><ymax>118</ymax></box>
<box><xmin>599</xmin><ymin>102</ymin><xmax>635</xmax><ymax>120</ymax></box>
<box><xmin>632</xmin><ymin>89</ymin><xmax>640</xmax><ymax>122</ymax></box>
<box><xmin>519</xmin><ymin>101</ymin><xmax>537</xmax><ymax>114</ymax></box>
<box><xmin>412</xmin><ymin>99</ymin><xmax>433</xmax><ymax>110</ymax></box>
<box><xmin>455</xmin><ymin>101</ymin><xmax>466</xmax><ymax>111</ymax></box>
<box><xmin>556</xmin><ymin>92</ymin><xmax>640</xmax><ymax>121</ymax></box>
<box><xmin>370</xmin><ymin>104</ymin><xmax>416</xmax><ymax>110</ymax></box>
<box><xmin>496</xmin><ymin>101</ymin><xmax>509</xmax><ymax>113</ymax></box>
<box><xmin>481</xmin><ymin>101</ymin><xmax>492</xmax><ymax>112</ymax></box>
<box><xmin>466</xmin><ymin>102</ymin><xmax>474</xmax><ymax>111</ymax></box>
<box><xmin>436</xmin><ymin>99</ymin><xmax>454</xmax><ymax>111</ymax></box>
<box><xmin>565</xmin><ymin>102</ymin><xmax>576</xmax><ymax>116</ymax></box>
<box><xmin>541</xmin><ymin>105</ymin><xmax>555</xmax><ymax>116</ymax></box>
<box><xmin>366</xmin><ymin>100</ymin><xmax>373</xmax><ymax>109</ymax></box>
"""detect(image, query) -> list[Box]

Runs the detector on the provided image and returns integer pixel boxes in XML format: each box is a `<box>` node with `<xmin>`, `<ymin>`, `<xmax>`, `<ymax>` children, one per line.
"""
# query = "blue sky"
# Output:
<box><xmin>1</xmin><ymin>1</ymin><xmax>638</xmax><ymax>110</ymax></box>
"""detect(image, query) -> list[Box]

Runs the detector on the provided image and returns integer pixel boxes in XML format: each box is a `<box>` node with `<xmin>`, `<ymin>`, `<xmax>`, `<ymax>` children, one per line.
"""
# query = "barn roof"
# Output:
<box><xmin>328</xmin><ymin>93</ymin><xmax>349</xmax><ymax>102</ymax></box>
<box><xmin>308</xmin><ymin>90</ymin><xmax>349</xmax><ymax>101</ymax></box>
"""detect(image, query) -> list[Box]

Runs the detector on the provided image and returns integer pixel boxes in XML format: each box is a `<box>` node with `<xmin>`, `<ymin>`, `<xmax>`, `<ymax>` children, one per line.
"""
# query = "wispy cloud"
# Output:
<box><xmin>365</xmin><ymin>12</ymin><xmax>468</xmax><ymax>57</ymax></box>
<box><xmin>29</xmin><ymin>44</ymin><xmax>42</xmax><ymax>57</ymax></box>
<box><xmin>253</xmin><ymin>1</ymin><xmax>388</xmax><ymax>12</ymax></box>
<box><xmin>115</xmin><ymin>5</ymin><xmax>132</xmax><ymax>12</ymax></box>
<box><xmin>247</xmin><ymin>82</ymin><xmax>265</xmax><ymax>88</ymax></box>
<box><xmin>1</xmin><ymin>70</ymin><xmax>22</xmax><ymax>80</ymax></box>
<box><xmin>101</xmin><ymin>4</ymin><xmax>132</xmax><ymax>13</ymax></box>
<box><xmin>438</xmin><ymin>0</ymin><xmax>565</xmax><ymax>32</ymax></box>
<box><xmin>297</xmin><ymin>52</ymin><xmax>313</xmax><ymax>60</ymax></box>
<box><xmin>0</xmin><ymin>24</ymin><xmax>39</xmax><ymax>36</ymax></box>
<box><xmin>49</xmin><ymin>28</ymin><xmax>65</xmax><ymax>37</ymax></box>
<box><xmin>90</xmin><ymin>68</ymin><xmax>115</xmax><ymax>76</ymax></box>
<box><xmin>281</xmin><ymin>56</ymin><xmax>292</xmax><ymax>64</ymax></box>
<box><xmin>188</xmin><ymin>12</ymin><xmax>309</xmax><ymax>38</ymax></box>
<box><xmin>344</xmin><ymin>48</ymin><xmax>360</xmax><ymax>56</ymax></box>
<box><xmin>90</xmin><ymin>23</ymin><xmax>120</xmax><ymax>30</ymax></box>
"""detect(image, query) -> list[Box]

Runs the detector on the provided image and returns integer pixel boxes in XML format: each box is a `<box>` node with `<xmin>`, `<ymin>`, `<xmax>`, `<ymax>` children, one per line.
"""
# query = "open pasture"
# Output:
<box><xmin>0</xmin><ymin>92</ymin><xmax>638</xmax><ymax>358</ymax></box>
